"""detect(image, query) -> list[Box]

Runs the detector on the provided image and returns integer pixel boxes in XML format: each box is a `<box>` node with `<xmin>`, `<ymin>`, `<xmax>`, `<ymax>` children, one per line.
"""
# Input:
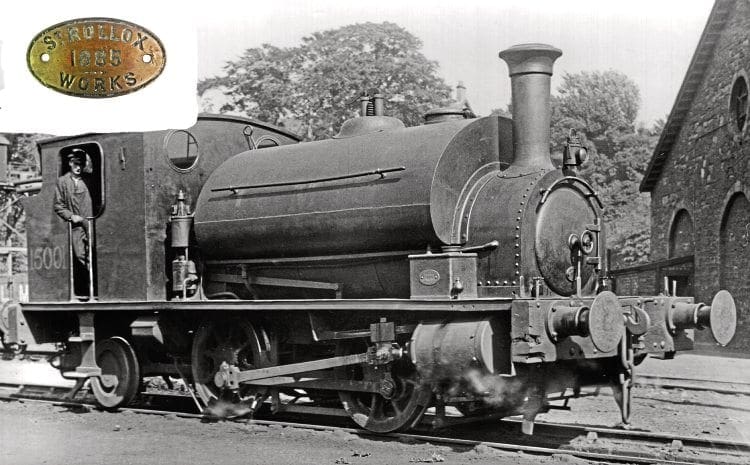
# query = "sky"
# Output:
<box><xmin>195</xmin><ymin>0</ymin><xmax>714</xmax><ymax>127</ymax></box>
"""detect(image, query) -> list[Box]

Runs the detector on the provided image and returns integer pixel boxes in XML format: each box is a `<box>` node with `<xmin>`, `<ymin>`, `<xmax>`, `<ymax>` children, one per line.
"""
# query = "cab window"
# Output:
<box><xmin>58</xmin><ymin>143</ymin><xmax>105</xmax><ymax>218</ymax></box>
<box><xmin>164</xmin><ymin>130</ymin><xmax>199</xmax><ymax>171</ymax></box>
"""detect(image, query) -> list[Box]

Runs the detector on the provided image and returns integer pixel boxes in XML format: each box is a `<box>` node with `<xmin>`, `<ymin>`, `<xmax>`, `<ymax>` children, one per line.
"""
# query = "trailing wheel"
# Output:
<box><xmin>90</xmin><ymin>337</ymin><xmax>141</xmax><ymax>409</ymax></box>
<box><xmin>336</xmin><ymin>339</ymin><xmax>431</xmax><ymax>433</ymax></box>
<box><xmin>191</xmin><ymin>318</ymin><xmax>273</xmax><ymax>405</ymax></box>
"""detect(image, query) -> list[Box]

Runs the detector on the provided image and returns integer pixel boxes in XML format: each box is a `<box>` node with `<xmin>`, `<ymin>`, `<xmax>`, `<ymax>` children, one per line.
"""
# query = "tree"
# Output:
<box><xmin>550</xmin><ymin>71</ymin><xmax>654</xmax><ymax>267</ymax></box>
<box><xmin>0</xmin><ymin>133</ymin><xmax>44</xmax><ymax>274</ymax></box>
<box><xmin>489</xmin><ymin>106</ymin><xmax>512</xmax><ymax>118</ymax></box>
<box><xmin>551</xmin><ymin>70</ymin><xmax>640</xmax><ymax>151</ymax></box>
<box><xmin>579</xmin><ymin>129</ymin><xmax>656</xmax><ymax>267</ymax></box>
<box><xmin>199</xmin><ymin>22</ymin><xmax>453</xmax><ymax>140</ymax></box>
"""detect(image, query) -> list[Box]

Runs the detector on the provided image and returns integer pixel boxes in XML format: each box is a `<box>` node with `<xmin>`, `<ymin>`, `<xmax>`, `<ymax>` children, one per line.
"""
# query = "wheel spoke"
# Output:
<box><xmin>336</xmin><ymin>338</ymin><xmax>430</xmax><ymax>433</ymax></box>
<box><xmin>371</xmin><ymin>396</ymin><xmax>384</xmax><ymax>419</ymax></box>
<box><xmin>391</xmin><ymin>400</ymin><xmax>403</xmax><ymax>417</ymax></box>
<box><xmin>192</xmin><ymin>319</ymin><xmax>271</xmax><ymax>406</ymax></box>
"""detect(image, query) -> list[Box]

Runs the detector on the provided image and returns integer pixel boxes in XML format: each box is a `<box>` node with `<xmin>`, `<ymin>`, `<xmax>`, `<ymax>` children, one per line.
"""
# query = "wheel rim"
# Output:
<box><xmin>337</xmin><ymin>340</ymin><xmax>431</xmax><ymax>433</ymax></box>
<box><xmin>90</xmin><ymin>337</ymin><xmax>141</xmax><ymax>409</ymax></box>
<box><xmin>191</xmin><ymin>318</ymin><xmax>272</xmax><ymax>404</ymax></box>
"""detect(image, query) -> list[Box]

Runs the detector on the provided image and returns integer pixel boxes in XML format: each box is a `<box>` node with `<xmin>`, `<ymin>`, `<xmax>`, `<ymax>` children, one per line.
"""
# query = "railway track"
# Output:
<box><xmin>634</xmin><ymin>373</ymin><xmax>750</xmax><ymax>395</ymax></box>
<box><xmin>1</xmin><ymin>381</ymin><xmax>747</xmax><ymax>464</ymax></box>
<box><xmin>7</xmin><ymin>353</ymin><xmax>749</xmax><ymax>396</ymax></box>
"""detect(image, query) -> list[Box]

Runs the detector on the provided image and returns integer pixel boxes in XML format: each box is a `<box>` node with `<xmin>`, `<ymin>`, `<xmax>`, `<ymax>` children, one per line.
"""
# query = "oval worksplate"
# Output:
<box><xmin>27</xmin><ymin>18</ymin><xmax>166</xmax><ymax>98</ymax></box>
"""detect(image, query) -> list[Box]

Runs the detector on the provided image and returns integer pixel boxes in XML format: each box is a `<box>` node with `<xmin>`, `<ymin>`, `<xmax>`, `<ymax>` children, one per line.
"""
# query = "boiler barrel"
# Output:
<box><xmin>193</xmin><ymin>116</ymin><xmax>512</xmax><ymax>260</ymax></box>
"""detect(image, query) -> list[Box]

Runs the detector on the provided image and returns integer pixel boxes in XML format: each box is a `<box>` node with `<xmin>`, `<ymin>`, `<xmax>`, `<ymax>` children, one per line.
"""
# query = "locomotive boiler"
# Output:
<box><xmin>1</xmin><ymin>44</ymin><xmax>738</xmax><ymax>435</ymax></box>
<box><xmin>195</xmin><ymin>44</ymin><xmax>596</xmax><ymax>301</ymax></box>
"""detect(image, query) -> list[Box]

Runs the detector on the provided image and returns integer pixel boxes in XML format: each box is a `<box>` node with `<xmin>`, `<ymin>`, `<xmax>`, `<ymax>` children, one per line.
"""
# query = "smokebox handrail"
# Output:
<box><xmin>211</xmin><ymin>166</ymin><xmax>406</xmax><ymax>194</ymax></box>
<box><xmin>539</xmin><ymin>177</ymin><xmax>603</xmax><ymax>209</ymax></box>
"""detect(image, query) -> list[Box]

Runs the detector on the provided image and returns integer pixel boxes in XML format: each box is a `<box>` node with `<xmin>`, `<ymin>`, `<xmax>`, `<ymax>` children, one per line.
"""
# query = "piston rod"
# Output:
<box><xmin>214</xmin><ymin>353</ymin><xmax>370</xmax><ymax>389</ymax></box>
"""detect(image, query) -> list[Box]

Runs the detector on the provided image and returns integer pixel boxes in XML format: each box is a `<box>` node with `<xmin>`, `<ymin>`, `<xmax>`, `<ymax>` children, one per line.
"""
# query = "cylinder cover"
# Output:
<box><xmin>410</xmin><ymin>318</ymin><xmax>510</xmax><ymax>382</ymax></box>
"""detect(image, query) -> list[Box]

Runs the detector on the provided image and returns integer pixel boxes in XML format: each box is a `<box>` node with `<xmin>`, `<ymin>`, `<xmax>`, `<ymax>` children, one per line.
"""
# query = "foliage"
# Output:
<box><xmin>551</xmin><ymin>70</ymin><xmax>640</xmax><ymax>151</ymax></box>
<box><xmin>578</xmin><ymin>130</ymin><xmax>656</xmax><ymax>267</ymax></box>
<box><xmin>199</xmin><ymin>22</ymin><xmax>453</xmax><ymax>140</ymax></box>
<box><xmin>550</xmin><ymin>71</ymin><xmax>656</xmax><ymax>267</ymax></box>
<box><xmin>0</xmin><ymin>133</ymin><xmax>44</xmax><ymax>273</ymax></box>
<box><xmin>489</xmin><ymin>106</ymin><xmax>512</xmax><ymax>118</ymax></box>
<box><xmin>7</xmin><ymin>134</ymin><xmax>41</xmax><ymax>167</ymax></box>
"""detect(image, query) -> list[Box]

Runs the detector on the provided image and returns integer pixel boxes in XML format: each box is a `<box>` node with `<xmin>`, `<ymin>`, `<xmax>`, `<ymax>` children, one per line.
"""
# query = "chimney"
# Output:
<box><xmin>498</xmin><ymin>44</ymin><xmax>562</xmax><ymax>169</ymax></box>
<box><xmin>456</xmin><ymin>81</ymin><xmax>467</xmax><ymax>105</ymax></box>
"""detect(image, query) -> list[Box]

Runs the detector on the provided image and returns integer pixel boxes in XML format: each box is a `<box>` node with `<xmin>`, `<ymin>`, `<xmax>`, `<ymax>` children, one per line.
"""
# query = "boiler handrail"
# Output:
<box><xmin>210</xmin><ymin>166</ymin><xmax>405</xmax><ymax>194</ymax></box>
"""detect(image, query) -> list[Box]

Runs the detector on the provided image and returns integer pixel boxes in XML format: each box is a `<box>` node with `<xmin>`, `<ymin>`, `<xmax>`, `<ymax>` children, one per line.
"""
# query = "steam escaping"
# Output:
<box><xmin>202</xmin><ymin>398</ymin><xmax>253</xmax><ymax>421</ymax></box>
<box><xmin>461</xmin><ymin>368</ymin><xmax>554</xmax><ymax>435</ymax></box>
<box><xmin>461</xmin><ymin>368</ymin><xmax>528</xmax><ymax>411</ymax></box>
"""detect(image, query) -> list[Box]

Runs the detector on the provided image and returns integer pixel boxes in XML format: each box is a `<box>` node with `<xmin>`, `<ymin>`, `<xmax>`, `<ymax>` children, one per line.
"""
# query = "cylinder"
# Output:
<box><xmin>410</xmin><ymin>318</ymin><xmax>510</xmax><ymax>382</ymax></box>
<box><xmin>498</xmin><ymin>43</ymin><xmax>562</xmax><ymax>169</ymax></box>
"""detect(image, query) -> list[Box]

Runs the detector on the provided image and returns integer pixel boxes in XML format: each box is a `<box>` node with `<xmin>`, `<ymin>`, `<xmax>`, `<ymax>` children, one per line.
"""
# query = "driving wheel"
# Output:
<box><xmin>336</xmin><ymin>339</ymin><xmax>431</xmax><ymax>433</ymax></box>
<box><xmin>90</xmin><ymin>337</ymin><xmax>141</xmax><ymax>409</ymax></box>
<box><xmin>191</xmin><ymin>318</ymin><xmax>273</xmax><ymax>405</ymax></box>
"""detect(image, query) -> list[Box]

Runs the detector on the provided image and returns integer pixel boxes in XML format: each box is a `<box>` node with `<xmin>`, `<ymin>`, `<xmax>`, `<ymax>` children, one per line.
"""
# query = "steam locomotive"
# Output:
<box><xmin>0</xmin><ymin>44</ymin><xmax>737</xmax><ymax>434</ymax></box>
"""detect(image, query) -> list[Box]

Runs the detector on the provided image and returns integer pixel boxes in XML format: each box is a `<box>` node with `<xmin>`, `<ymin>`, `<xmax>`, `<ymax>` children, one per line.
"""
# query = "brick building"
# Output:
<box><xmin>625</xmin><ymin>0</ymin><xmax>749</xmax><ymax>353</ymax></box>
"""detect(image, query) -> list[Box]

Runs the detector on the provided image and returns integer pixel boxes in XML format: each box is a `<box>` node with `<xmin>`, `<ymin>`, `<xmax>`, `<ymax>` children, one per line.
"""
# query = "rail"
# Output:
<box><xmin>2</xmin><ymin>383</ymin><xmax>748</xmax><ymax>465</ymax></box>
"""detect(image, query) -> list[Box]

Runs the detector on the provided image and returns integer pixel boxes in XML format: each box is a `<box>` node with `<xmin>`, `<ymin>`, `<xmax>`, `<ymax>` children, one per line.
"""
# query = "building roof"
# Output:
<box><xmin>640</xmin><ymin>0</ymin><xmax>736</xmax><ymax>192</ymax></box>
